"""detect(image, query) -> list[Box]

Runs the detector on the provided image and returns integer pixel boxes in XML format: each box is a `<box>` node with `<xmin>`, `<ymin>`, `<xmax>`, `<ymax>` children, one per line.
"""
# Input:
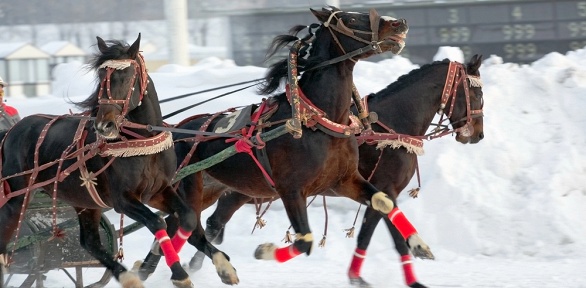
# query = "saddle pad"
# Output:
<box><xmin>212</xmin><ymin>105</ymin><xmax>254</xmax><ymax>133</ymax></box>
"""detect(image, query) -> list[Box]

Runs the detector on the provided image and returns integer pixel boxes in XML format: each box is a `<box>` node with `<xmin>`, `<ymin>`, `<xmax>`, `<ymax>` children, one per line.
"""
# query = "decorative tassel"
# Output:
<box><xmin>282</xmin><ymin>230</ymin><xmax>293</xmax><ymax>244</ymax></box>
<box><xmin>408</xmin><ymin>187</ymin><xmax>420</xmax><ymax>198</ymax></box>
<box><xmin>255</xmin><ymin>216</ymin><xmax>267</xmax><ymax>229</ymax></box>
<box><xmin>344</xmin><ymin>226</ymin><xmax>355</xmax><ymax>238</ymax></box>
<box><xmin>318</xmin><ymin>235</ymin><xmax>327</xmax><ymax>247</ymax></box>
<box><xmin>116</xmin><ymin>247</ymin><xmax>125</xmax><ymax>262</ymax></box>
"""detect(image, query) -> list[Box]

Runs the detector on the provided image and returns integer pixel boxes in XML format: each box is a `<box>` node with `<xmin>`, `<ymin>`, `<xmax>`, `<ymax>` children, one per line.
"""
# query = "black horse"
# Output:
<box><xmin>137</xmin><ymin>6</ymin><xmax>424</xmax><ymax>285</ymax></box>
<box><xmin>189</xmin><ymin>55</ymin><xmax>485</xmax><ymax>288</ymax></box>
<box><xmin>0</xmin><ymin>34</ymin><xmax>197</xmax><ymax>288</ymax></box>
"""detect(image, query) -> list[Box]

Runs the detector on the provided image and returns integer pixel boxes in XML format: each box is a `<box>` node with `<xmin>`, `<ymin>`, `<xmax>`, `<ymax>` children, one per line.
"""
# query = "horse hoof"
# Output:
<box><xmin>254</xmin><ymin>243</ymin><xmax>277</xmax><ymax>260</ymax></box>
<box><xmin>187</xmin><ymin>251</ymin><xmax>206</xmax><ymax>271</ymax></box>
<box><xmin>212</xmin><ymin>252</ymin><xmax>240</xmax><ymax>285</ymax></box>
<box><xmin>349</xmin><ymin>276</ymin><xmax>372</xmax><ymax>287</ymax></box>
<box><xmin>171</xmin><ymin>278</ymin><xmax>194</xmax><ymax>288</ymax></box>
<box><xmin>407</xmin><ymin>234</ymin><xmax>435</xmax><ymax>260</ymax></box>
<box><xmin>119</xmin><ymin>271</ymin><xmax>144</xmax><ymax>288</ymax></box>
<box><xmin>409</xmin><ymin>281</ymin><xmax>428</xmax><ymax>288</ymax></box>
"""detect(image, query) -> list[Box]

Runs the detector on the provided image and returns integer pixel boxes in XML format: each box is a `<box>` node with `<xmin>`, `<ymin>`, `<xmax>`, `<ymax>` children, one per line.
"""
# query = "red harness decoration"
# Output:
<box><xmin>226</xmin><ymin>100</ymin><xmax>275</xmax><ymax>187</ymax></box>
<box><xmin>285</xmin><ymin>84</ymin><xmax>361</xmax><ymax>137</ymax></box>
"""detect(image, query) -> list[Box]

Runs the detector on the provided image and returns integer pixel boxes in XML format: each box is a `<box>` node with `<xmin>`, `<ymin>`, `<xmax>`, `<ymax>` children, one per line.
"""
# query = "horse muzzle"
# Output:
<box><xmin>94</xmin><ymin>120</ymin><xmax>120</xmax><ymax>139</ymax></box>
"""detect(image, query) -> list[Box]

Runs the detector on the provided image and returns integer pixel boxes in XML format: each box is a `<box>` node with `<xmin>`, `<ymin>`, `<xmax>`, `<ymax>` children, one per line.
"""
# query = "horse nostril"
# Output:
<box><xmin>392</xmin><ymin>21</ymin><xmax>401</xmax><ymax>27</ymax></box>
<box><xmin>479</xmin><ymin>132</ymin><xmax>484</xmax><ymax>140</ymax></box>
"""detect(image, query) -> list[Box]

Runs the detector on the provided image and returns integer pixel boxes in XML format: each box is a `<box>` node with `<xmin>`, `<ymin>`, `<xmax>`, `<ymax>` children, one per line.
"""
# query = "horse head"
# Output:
<box><xmin>443</xmin><ymin>54</ymin><xmax>484</xmax><ymax>144</ymax></box>
<box><xmin>309</xmin><ymin>6</ymin><xmax>408</xmax><ymax>60</ymax></box>
<box><xmin>92</xmin><ymin>33</ymin><xmax>150</xmax><ymax>139</ymax></box>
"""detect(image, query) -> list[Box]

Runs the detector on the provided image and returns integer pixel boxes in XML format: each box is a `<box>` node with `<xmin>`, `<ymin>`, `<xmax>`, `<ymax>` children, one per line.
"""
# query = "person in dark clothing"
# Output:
<box><xmin>0</xmin><ymin>76</ymin><xmax>21</xmax><ymax>132</ymax></box>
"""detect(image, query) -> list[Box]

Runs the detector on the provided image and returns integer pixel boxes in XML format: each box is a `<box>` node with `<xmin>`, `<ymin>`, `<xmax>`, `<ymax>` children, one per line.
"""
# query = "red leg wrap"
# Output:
<box><xmin>388</xmin><ymin>207</ymin><xmax>418</xmax><ymax>240</ymax></box>
<box><xmin>274</xmin><ymin>245</ymin><xmax>301</xmax><ymax>263</ymax></box>
<box><xmin>171</xmin><ymin>227</ymin><xmax>192</xmax><ymax>253</ymax></box>
<box><xmin>401</xmin><ymin>254</ymin><xmax>417</xmax><ymax>285</ymax></box>
<box><xmin>155</xmin><ymin>229</ymin><xmax>180</xmax><ymax>267</ymax></box>
<box><xmin>348</xmin><ymin>248</ymin><xmax>367</xmax><ymax>278</ymax></box>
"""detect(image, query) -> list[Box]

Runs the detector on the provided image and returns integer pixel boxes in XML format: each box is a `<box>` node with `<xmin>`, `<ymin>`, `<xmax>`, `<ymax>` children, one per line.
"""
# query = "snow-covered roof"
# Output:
<box><xmin>40</xmin><ymin>41</ymin><xmax>86</xmax><ymax>57</ymax></box>
<box><xmin>0</xmin><ymin>42</ymin><xmax>27</xmax><ymax>58</ymax></box>
<box><xmin>0</xmin><ymin>42</ymin><xmax>50</xmax><ymax>59</ymax></box>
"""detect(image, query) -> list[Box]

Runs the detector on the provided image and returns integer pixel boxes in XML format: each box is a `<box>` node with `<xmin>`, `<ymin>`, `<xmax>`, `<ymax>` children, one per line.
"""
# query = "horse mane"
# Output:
<box><xmin>73</xmin><ymin>40</ymin><xmax>132</xmax><ymax>112</ymax></box>
<box><xmin>373</xmin><ymin>58</ymin><xmax>451</xmax><ymax>99</ymax></box>
<box><xmin>258</xmin><ymin>23</ymin><xmax>328</xmax><ymax>95</ymax></box>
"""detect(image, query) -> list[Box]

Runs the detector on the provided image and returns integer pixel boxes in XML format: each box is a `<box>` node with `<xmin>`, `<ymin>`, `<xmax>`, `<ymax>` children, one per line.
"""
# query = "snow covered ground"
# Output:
<box><xmin>4</xmin><ymin>45</ymin><xmax>586</xmax><ymax>287</ymax></box>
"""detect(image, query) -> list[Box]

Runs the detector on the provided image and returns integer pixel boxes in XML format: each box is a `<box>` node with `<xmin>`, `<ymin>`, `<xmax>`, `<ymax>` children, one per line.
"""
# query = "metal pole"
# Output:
<box><xmin>164</xmin><ymin>0</ymin><xmax>190</xmax><ymax>66</ymax></box>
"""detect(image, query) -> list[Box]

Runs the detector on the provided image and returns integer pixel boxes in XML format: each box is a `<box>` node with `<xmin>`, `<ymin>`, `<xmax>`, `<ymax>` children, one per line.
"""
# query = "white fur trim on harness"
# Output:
<box><xmin>102</xmin><ymin>131</ymin><xmax>173</xmax><ymax>157</ymax></box>
<box><xmin>99</xmin><ymin>60</ymin><xmax>133</xmax><ymax>70</ymax></box>
<box><xmin>375</xmin><ymin>139</ymin><xmax>424</xmax><ymax>156</ymax></box>
<box><xmin>467</xmin><ymin>76</ymin><xmax>483</xmax><ymax>87</ymax></box>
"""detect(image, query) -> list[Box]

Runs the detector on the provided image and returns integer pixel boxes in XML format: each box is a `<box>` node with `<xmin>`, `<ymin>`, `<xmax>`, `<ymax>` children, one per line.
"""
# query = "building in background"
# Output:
<box><xmin>0</xmin><ymin>42</ymin><xmax>50</xmax><ymax>97</ymax></box>
<box><xmin>40</xmin><ymin>41</ymin><xmax>87</xmax><ymax>78</ymax></box>
<box><xmin>0</xmin><ymin>0</ymin><xmax>585</xmax><ymax>86</ymax></box>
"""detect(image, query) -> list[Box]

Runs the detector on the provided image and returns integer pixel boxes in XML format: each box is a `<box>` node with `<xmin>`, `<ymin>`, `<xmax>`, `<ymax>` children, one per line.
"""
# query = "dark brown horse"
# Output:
<box><xmin>188</xmin><ymin>55</ymin><xmax>485</xmax><ymax>288</ymax></box>
<box><xmin>137</xmin><ymin>6</ymin><xmax>423</xmax><ymax>285</ymax></box>
<box><xmin>0</xmin><ymin>34</ymin><xmax>197</xmax><ymax>288</ymax></box>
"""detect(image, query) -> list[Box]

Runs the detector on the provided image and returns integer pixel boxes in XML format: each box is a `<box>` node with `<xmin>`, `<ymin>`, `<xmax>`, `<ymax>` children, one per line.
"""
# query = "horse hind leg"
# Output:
<box><xmin>76</xmin><ymin>208</ymin><xmax>143</xmax><ymax>288</ymax></box>
<box><xmin>187</xmin><ymin>192</ymin><xmax>252</xmax><ymax>272</ymax></box>
<box><xmin>347</xmin><ymin>207</ymin><xmax>382</xmax><ymax>287</ymax></box>
<box><xmin>205</xmin><ymin>192</ymin><xmax>253</xmax><ymax>245</ymax></box>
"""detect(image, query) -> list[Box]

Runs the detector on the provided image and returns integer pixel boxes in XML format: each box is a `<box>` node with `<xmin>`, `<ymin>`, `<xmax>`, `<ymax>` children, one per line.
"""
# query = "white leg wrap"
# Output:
<box><xmin>255</xmin><ymin>243</ymin><xmax>277</xmax><ymax>260</ymax></box>
<box><xmin>371</xmin><ymin>191</ymin><xmax>395</xmax><ymax>214</ymax></box>
<box><xmin>119</xmin><ymin>271</ymin><xmax>144</xmax><ymax>288</ymax></box>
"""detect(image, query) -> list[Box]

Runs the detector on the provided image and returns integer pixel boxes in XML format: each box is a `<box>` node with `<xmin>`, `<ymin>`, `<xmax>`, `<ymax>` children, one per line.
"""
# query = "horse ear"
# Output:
<box><xmin>311</xmin><ymin>8</ymin><xmax>331</xmax><ymax>23</ymax></box>
<box><xmin>96</xmin><ymin>36</ymin><xmax>108</xmax><ymax>54</ymax></box>
<box><xmin>128</xmin><ymin>33</ymin><xmax>141</xmax><ymax>59</ymax></box>
<box><xmin>469</xmin><ymin>54</ymin><xmax>483</xmax><ymax>74</ymax></box>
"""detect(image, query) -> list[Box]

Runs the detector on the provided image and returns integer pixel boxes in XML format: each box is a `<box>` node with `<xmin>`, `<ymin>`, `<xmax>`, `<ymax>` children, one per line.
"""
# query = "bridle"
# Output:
<box><xmin>319</xmin><ymin>8</ymin><xmax>405</xmax><ymax>63</ymax></box>
<box><xmin>434</xmin><ymin>61</ymin><xmax>484</xmax><ymax>138</ymax></box>
<box><xmin>96</xmin><ymin>53</ymin><xmax>149</xmax><ymax>128</ymax></box>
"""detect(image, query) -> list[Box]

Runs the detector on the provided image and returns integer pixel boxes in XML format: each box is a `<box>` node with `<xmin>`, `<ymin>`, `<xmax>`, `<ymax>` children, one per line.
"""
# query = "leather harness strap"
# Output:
<box><xmin>285</xmin><ymin>85</ymin><xmax>361</xmax><ymax>138</ymax></box>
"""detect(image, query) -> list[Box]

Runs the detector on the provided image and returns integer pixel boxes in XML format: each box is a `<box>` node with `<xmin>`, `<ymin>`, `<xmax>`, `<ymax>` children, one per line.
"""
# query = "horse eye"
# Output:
<box><xmin>348</xmin><ymin>18</ymin><xmax>356</xmax><ymax>24</ymax></box>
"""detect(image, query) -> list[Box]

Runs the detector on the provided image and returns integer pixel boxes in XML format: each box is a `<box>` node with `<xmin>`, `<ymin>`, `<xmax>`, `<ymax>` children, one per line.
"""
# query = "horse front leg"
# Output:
<box><xmin>384</xmin><ymin>217</ymin><xmax>428</xmax><ymax>288</ymax></box>
<box><xmin>348</xmin><ymin>207</ymin><xmax>428</xmax><ymax>288</ymax></box>
<box><xmin>254</xmin><ymin>191</ymin><xmax>312</xmax><ymax>262</ymax></box>
<box><xmin>118</xmin><ymin>195</ymin><xmax>193</xmax><ymax>288</ymax></box>
<box><xmin>0</xmin><ymin>193</ymin><xmax>27</xmax><ymax>288</ymax></box>
<box><xmin>76</xmin><ymin>208</ymin><xmax>141</xmax><ymax>288</ymax></box>
<box><xmin>365</xmin><ymin>182</ymin><xmax>434</xmax><ymax>260</ymax></box>
<box><xmin>139</xmin><ymin>175</ymin><xmax>239</xmax><ymax>286</ymax></box>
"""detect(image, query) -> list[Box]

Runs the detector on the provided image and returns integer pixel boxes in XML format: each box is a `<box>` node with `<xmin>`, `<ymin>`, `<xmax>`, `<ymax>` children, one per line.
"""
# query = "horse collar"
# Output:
<box><xmin>285</xmin><ymin>85</ymin><xmax>360</xmax><ymax>137</ymax></box>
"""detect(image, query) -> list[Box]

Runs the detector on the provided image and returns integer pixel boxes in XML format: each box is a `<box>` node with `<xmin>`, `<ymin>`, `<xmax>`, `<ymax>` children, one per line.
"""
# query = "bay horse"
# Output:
<box><xmin>188</xmin><ymin>55</ymin><xmax>485</xmax><ymax>288</ymax></box>
<box><xmin>0</xmin><ymin>34</ymin><xmax>198</xmax><ymax>288</ymax></box>
<box><xmin>137</xmin><ymin>6</ymin><xmax>425</xmax><ymax>285</ymax></box>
